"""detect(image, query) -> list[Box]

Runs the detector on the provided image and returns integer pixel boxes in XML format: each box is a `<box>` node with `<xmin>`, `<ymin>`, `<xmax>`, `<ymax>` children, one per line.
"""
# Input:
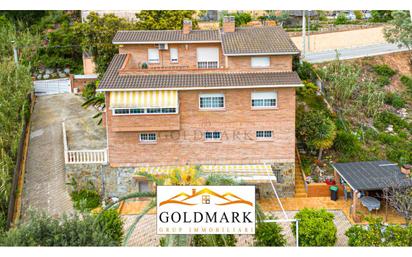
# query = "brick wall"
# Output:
<box><xmin>106</xmin><ymin>87</ymin><xmax>296</xmax><ymax>167</ymax></box>
<box><xmin>69</xmin><ymin>74</ymin><xmax>97</xmax><ymax>93</ymax></box>
<box><xmin>227</xmin><ymin>55</ymin><xmax>293</xmax><ymax>72</ymax></box>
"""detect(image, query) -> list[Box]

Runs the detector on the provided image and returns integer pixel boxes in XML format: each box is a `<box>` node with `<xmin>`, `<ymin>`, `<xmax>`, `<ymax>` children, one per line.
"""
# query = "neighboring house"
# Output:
<box><xmin>285</xmin><ymin>10</ymin><xmax>319</xmax><ymax>27</ymax></box>
<box><xmin>97</xmin><ymin>16</ymin><xmax>302</xmax><ymax>197</ymax></box>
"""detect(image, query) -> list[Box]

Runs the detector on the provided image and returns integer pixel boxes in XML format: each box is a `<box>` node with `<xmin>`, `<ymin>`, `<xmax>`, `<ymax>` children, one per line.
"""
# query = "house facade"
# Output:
<box><xmin>97</xmin><ymin>16</ymin><xmax>302</xmax><ymax>197</ymax></box>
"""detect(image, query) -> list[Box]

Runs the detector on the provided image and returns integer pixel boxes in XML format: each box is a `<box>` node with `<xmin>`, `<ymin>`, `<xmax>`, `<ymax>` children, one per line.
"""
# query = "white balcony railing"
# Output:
<box><xmin>197</xmin><ymin>61</ymin><xmax>218</xmax><ymax>69</ymax></box>
<box><xmin>62</xmin><ymin>122</ymin><xmax>107</xmax><ymax>164</ymax></box>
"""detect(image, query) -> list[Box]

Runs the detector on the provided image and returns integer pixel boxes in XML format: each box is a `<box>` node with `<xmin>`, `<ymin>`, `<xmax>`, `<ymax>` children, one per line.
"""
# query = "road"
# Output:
<box><xmin>305</xmin><ymin>43</ymin><xmax>409</xmax><ymax>63</ymax></box>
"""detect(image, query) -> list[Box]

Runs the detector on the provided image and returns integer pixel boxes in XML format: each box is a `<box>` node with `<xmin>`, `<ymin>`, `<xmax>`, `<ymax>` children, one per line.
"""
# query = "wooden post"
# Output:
<box><xmin>352</xmin><ymin>190</ymin><xmax>358</xmax><ymax>221</ymax></box>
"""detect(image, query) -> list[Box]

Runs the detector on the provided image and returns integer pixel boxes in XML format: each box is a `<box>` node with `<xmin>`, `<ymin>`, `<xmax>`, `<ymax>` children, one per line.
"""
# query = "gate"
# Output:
<box><xmin>33</xmin><ymin>78</ymin><xmax>71</xmax><ymax>95</ymax></box>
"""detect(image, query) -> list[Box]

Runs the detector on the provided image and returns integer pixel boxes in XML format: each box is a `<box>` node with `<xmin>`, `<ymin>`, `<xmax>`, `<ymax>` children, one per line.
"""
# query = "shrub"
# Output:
<box><xmin>376</xmin><ymin>75</ymin><xmax>391</xmax><ymax>87</ymax></box>
<box><xmin>70</xmin><ymin>189</ymin><xmax>101</xmax><ymax>212</ymax></box>
<box><xmin>346</xmin><ymin>216</ymin><xmax>412</xmax><ymax>246</ymax></box>
<box><xmin>333</xmin><ymin>130</ymin><xmax>361</xmax><ymax>156</ymax></box>
<box><xmin>297</xmin><ymin>81</ymin><xmax>318</xmax><ymax>98</ymax></box>
<box><xmin>372</xmin><ymin>64</ymin><xmax>396</xmax><ymax>77</ymax></box>
<box><xmin>335</xmin><ymin>13</ymin><xmax>349</xmax><ymax>25</ymax></box>
<box><xmin>295</xmin><ymin>61</ymin><xmax>316</xmax><ymax>81</ymax></box>
<box><xmin>191</xmin><ymin>234</ymin><xmax>237</xmax><ymax>246</ymax></box>
<box><xmin>82</xmin><ymin>81</ymin><xmax>97</xmax><ymax>100</ymax></box>
<box><xmin>384</xmin><ymin>92</ymin><xmax>406</xmax><ymax>109</ymax></box>
<box><xmin>291</xmin><ymin>208</ymin><xmax>337</xmax><ymax>246</ymax></box>
<box><xmin>254</xmin><ymin>219</ymin><xmax>286</xmax><ymax>246</ymax></box>
<box><xmin>374</xmin><ymin>111</ymin><xmax>411</xmax><ymax>133</ymax></box>
<box><xmin>0</xmin><ymin>211</ymin><xmax>122</xmax><ymax>246</ymax></box>
<box><xmin>94</xmin><ymin>209</ymin><xmax>124</xmax><ymax>246</ymax></box>
<box><xmin>400</xmin><ymin>75</ymin><xmax>412</xmax><ymax>94</ymax></box>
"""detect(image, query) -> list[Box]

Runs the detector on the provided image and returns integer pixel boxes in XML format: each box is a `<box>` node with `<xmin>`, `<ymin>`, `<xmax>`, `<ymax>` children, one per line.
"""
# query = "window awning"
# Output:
<box><xmin>110</xmin><ymin>90</ymin><xmax>178</xmax><ymax>108</ymax></box>
<box><xmin>134</xmin><ymin>164</ymin><xmax>276</xmax><ymax>183</ymax></box>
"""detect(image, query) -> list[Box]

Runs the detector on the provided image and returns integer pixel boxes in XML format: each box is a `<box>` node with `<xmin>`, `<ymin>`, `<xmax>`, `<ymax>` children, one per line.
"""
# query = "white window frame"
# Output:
<box><xmin>112</xmin><ymin>107</ymin><xmax>177</xmax><ymax>116</ymax></box>
<box><xmin>204</xmin><ymin>131</ymin><xmax>222</xmax><ymax>141</ymax></box>
<box><xmin>197</xmin><ymin>47</ymin><xmax>219</xmax><ymax>69</ymax></box>
<box><xmin>256</xmin><ymin>130</ymin><xmax>273</xmax><ymax>140</ymax></box>
<box><xmin>148</xmin><ymin>48</ymin><xmax>160</xmax><ymax>63</ymax></box>
<box><xmin>170</xmin><ymin>48</ymin><xmax>178</xmax><ymax>63</ymax></box>
<box><xmin>139</xmin><ymin>133</ymin><xmax>157</xmax><ymax>143</ymax></box>
<box><xmin>251</xmin><ymin>56</ymin><xmax>270</xmax><ymax>68</ymax></box>
<box><xmin>251</xmin><ymin>91</ymin><xmax>277</xmax><ymax>109</ymax></box>
<box><xmin>199</xmin><ymin>93</ymin><xmax>225</xmax><ymax>110</ymax></box>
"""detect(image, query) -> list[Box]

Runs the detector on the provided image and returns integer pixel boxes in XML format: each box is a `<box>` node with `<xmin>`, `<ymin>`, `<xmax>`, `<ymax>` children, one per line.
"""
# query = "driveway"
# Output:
<box><xmin>21</xmin><ymin>93</ymin><xmax>104</xmax><ymax>219</ymax></box>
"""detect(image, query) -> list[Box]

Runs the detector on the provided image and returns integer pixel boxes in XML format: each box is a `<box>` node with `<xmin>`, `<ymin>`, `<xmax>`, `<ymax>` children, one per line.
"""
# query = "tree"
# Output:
<box><xmin>135</xmin><ymin>11</ymin><xmax>198</xmax><ymax>30</ymax></box>
<box><xmin>383</xmin><ymin>184</ymin><xmax>412</xmax><ymax>225</ymax></box>
<box><xmin>234</xmin><ymin>12</ymin><xmax>252</xmax><ymax>26</ymax></box>
<box><xmin>335</xmin><ymin>12</ymin><xmax>349</xmax><ymax>25</ymax></box>
<box><xmin>291</xmin><ymin>208</ymin><xmax>337</xmax><ymax>246</ymax></box>
<box><xmin>354</xmin><ymin>11</ymin><xmax>363</xmax><ymax>20</ymax></box>
<box><xmin>384</xmin><ymin>11</ymin><xmax>412</xmax><ymax>62</ymax></box>
<box><xmin>297</xmin><ymin>110</ymin><xmax>337</xmax><ymax>160</ymax></box>
<box><xmin>72</xmin><ymin>12</ymin><xmax>136</xmax><ymax>76</ymax></box>
<box><xmin>371</xmin><ymin>10</ymin><xmax>393</xmax><ymax>23</ymax></box>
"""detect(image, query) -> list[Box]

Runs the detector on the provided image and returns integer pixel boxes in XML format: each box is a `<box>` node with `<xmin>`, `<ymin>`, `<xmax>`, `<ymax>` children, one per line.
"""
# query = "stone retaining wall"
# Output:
<box><xmin>64</xmin><ymin>162</ymin><xmax>295</xmax><ymax>198</ymax></box>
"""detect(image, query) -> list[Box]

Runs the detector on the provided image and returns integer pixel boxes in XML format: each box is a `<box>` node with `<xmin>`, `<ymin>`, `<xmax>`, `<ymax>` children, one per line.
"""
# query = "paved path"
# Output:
<box><xmin>21</xmin><ymin>93</ymin><xmax>102</xmax><ymax>219</ymax></box>
<box><xmin>123</xmin><ymin>210</ymin><xmax>351</xmax><ymax>246</ymax></box>
<box><xmin>305</xmin><ymin>43</ymin><xmax>409</xmax><ymax>63</ymax></box>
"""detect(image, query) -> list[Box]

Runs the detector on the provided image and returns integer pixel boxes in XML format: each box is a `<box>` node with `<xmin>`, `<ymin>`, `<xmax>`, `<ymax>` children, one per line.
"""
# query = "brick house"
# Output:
<box><xmin>97</xmin><ymin>17</ymin><xmax>302</xmax><ymax>197</ymax></box>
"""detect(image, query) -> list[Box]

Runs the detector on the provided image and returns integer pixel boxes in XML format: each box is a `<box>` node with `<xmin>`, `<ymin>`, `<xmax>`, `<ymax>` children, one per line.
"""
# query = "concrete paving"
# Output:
<box><xmin>21</xmin><ymin>93</ymin><xmax>105</xmax><ymax>220</ymax></box>
<box><xmin>305</xmin><ymin>43</ymin><xmax>409</xmax><ymax>63</ymax></box>
<box><xmin>123</xmin><ymin>210</ymin><xmax>351</xmax><ymax>246</ymax></box>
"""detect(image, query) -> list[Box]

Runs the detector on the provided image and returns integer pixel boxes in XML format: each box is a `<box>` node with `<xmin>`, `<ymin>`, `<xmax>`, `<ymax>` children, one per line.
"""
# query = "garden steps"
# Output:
<box><xmin>295</xmin><ymin>148</ymin><xmax>308</xmax><ymax>198</ymax></box>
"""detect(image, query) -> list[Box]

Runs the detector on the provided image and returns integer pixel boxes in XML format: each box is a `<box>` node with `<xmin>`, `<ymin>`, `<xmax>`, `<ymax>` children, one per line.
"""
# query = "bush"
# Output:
<box><xmin>191</xmin><ymin>234</ymin><xmax>237</xmax><ymax>246</ymax></box>
<box><xmin>346</xmin><ymin>216</ymin><xmax>412</xmax><ymax>246</ymax></box>
<box><xmin>295</xmin><ymin>61</ymin><xmax>316</xmax><ymax>81</ymax></box>
<box><xmin>254</xmin><ymin>219</ymin><xmax>286</xmax><ymax>246</ymax></box>
<box><xmin>0</xmin><ymin>211</ymin><xmax>123</xmax><ymax>246</ymax></box>
<box><xmin>333</xmin><ymin>130</ymin><xmax>362</xmax><ymax>156</ymax></box>
<box><xmin>297</xmin><ymin>81</ymin><xmax>318</xmax><ymax>98</ymax></box>
<box><xmin>335</xmin><ymin>13</ymin><xmax>349</xmax><ymax>25</ymax></box>
<box><xmin>374</xmin><ymin>111</ymin><xmax>411</xmax><ymax>133</ymax></box>
<box><xmin>376</xmin><ymin>75</ymin><xmax>391</xmax><ymax>87</ymax></box>
<box><xmin>291</xmin><ymin>208</ymin><xmax>337</xmax><ymax>246</ymax></box>
<box><xmin>94</xmin><ymin>209</ymin><xmax>124</xmax><ymax>245</ymax></box>
<box><xmin>372</xmin><ymin>64</ymin><xmax>396</xmax><ymax>77</ymax></box>
<box><xmin>82</xmin><ymin>81</ymin><xmax>97</xmax><ymax>100</ymax></box>
<box><xmin>70</xmin><ymin>189</ymin><xmax>101</xmax><ymax>212</ymax></box>
<box><xmin>384</xmin><ymin>92</ymin><xmax>406</xmax><ymax>109</ymax></box>
<box><xmin>400</xmin><ymin>75</ymin><xmax>412</xmax><ymax>94</ymax></box>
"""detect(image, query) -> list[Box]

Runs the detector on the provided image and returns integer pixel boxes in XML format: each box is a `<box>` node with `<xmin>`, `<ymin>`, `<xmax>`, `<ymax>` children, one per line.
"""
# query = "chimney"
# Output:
<box><xmin>223</xmin><ymin>16</ymin><xmax>235</xmax><ymax>33</ymax></box>
<box><xmin>183</xmin><ymin>19</ymin><xmax>192</xmax><ymax>34</ymax></box>
<box><xmin>192</xmin><ymin>188</ymin><xmax>196</xmax><ymax>195</ymax></box>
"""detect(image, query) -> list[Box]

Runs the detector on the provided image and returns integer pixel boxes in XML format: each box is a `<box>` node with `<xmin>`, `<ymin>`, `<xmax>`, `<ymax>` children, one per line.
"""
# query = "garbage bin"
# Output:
<box><xmin>330</xmin><ymin>186</ymin><xmax>338</xmax><ymax>201</ymax></box>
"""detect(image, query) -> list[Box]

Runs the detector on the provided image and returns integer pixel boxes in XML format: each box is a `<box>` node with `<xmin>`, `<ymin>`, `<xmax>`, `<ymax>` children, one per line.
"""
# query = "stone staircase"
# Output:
<box><xmin>295</xmin><ymin>148</ymin><xmax>308</xmax><ymax>198</ymax></box>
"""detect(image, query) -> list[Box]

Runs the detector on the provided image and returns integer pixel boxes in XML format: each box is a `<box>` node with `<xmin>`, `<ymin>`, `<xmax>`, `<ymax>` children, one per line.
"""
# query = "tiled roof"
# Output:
<box><xmin>98</xmin><ymin>54</ymin><xmax>302</xmax><ymax>90</ymax></box>
<box><xmin>113</xmin><ymin>30</ymin><xmax>221</xmax><ymax>43</ymax></box>
<box><xmin>221</xmin><ymin>26</ymin><xmax>300</xmax><ymax>55</ymax></box>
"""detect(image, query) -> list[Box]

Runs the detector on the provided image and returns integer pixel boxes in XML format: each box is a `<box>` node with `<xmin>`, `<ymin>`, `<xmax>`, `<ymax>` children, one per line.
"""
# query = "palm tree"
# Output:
<box><xmin>81</xmin><ymin>92</ymin><xmax>105</xmax><ymax>125</ymax></box>
<box><xmin>100</xmin><ymin>167</ymin><xmax>256</xmax><ymax>246</ymax></box>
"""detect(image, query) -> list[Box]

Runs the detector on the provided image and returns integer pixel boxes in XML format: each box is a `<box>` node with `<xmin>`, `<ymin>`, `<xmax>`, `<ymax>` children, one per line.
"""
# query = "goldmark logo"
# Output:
<box><xmin>157</xmin><ymin>186</ymin><xmax>255</xmax><ymax>235</ymax></box>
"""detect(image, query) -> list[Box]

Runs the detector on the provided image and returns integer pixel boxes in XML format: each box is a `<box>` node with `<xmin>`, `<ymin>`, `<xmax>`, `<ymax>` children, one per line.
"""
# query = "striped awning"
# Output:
<box><xmin>134</xmin><ymin>164</ymin><xmax>276</xmax><ymax>182</ymax></box>
<box><xmin>110</xmin><ymin>90</ymin><xmax>178</xmax><ymax>108</ymax></box>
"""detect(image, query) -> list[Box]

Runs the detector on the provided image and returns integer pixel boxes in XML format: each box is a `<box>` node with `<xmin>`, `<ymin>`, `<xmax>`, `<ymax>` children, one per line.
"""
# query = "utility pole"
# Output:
<box><xmin>11</xmin><ymin>40</ymin><xmax>18</xmax><ymax>66</ymax></box>
<box><xmin>308</xmin><ymin>11</ymin><xmax>311</xmax><ymax>52</ymax></box>
<box><xmin>301</xmin><ymin>10</ymin><xmax>306</xmax><ymax>60</ymax></box>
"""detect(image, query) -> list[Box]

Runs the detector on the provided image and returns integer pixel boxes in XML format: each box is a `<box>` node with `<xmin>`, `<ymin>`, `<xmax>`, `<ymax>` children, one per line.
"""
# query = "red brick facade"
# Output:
<box><xmin>106</xmin><ymin>86</ymin><xmax>296</xmax><ymax>167</ymax></box>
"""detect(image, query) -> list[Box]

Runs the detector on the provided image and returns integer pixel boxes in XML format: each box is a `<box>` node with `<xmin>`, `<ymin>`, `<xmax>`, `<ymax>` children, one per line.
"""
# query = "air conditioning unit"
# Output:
<box><xmin>157</xmin><ymin>43</ymin><xmax>168</xmax><ymax>50</ymax></box>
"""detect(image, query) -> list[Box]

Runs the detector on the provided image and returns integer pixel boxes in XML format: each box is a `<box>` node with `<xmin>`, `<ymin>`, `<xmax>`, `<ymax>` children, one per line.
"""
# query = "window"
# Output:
<box><xmin>112</xmin><ymin>108</ymin><xmax>177</xmax><ymax>115</ymax></box>
<box><xmin>204</xmin><ymin>131</ymin><xmax>221</xmax><ymax>141</ymax></box>
<box><xmin>251</xmin><ymin>57</ymin><xmax>270</xmax><ymax>68</ymax></box>
<box><xmin>251</xmin><ymin>91</ymin><xmax>277</xmax><ymax>108</ymax></box>
<box><xmin>199</xmin><ymin>93</ymin><xmax>224</xmax><ymax>109</ymax></box>
<box><xmin>170</xmin><ymin>48</ymin><xmax>178</xmax><ymax>63</ymax></box>
<box><xmin>148</xmin><ymin>48</ymin><xmax>159</xmax><ymax>63</ymax></box>
<box><xmin>197</xmin><ymin>47</ymin><xmax>219</xmax><ymax>69</ymax></box>
<box><xmin>256</xmin><ymin>130</ymin><xmax>273</xmax><ymax>139</ymax></box>
<box><xmin>140</xmin><ymin>133</ymin><xmax>157</xmax><ymax>143</ymax></box>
